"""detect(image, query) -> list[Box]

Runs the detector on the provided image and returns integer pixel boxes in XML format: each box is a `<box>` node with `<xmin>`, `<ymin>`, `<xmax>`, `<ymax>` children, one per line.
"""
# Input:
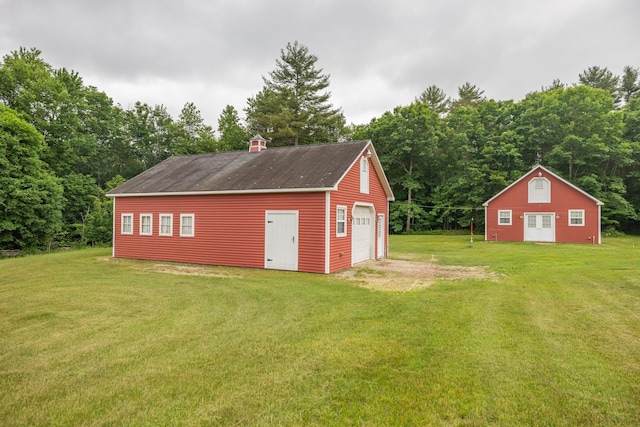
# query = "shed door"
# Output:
<box><xmin>524</xmin><ymin>213</ymin><xmax>555</xmax><ymax>242</ymax></box>
<box><xmin>377</xmin><ymin>214</ymin><xmax>385</xmax><ymax>259</ymax></box>
<box><xmin>352</xmin><ymin>206</ymin><xmax>374</xmax><ymax>264</ymax></box>
<box><xmin>265</xmin><ymin>211</ymin><xmax>298</xmax><ymax>271</ymax></box>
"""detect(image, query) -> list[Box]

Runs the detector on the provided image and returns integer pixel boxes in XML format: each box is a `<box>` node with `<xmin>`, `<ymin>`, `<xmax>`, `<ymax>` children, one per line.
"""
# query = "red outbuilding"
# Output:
<box><xmin>483</xmin><ymin>164</ymin><xmax>603</xmax><ymax>244</ymax></box>
<box><xmin>107</xmin><ymin>136</ymin><xmax>394</xmax><ymax>273</ymax></box>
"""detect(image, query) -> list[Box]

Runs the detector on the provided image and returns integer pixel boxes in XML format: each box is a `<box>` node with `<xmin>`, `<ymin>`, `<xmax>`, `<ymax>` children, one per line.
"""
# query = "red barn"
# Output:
<box><xmin>483</xmin><ymin>164</ymin><xmax>603</xmax><ymax>244</ymax></box>
<box><xmin>107</xmin><ymin>136</ymin><xmax>394</xmax><ymax>273</ymax></box>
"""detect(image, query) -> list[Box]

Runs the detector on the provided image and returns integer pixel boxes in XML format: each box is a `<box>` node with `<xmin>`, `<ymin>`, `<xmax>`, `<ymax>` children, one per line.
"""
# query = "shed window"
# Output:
<box><xmin>498</xmin><ymin>210</ymin><xmax>512</xmax><ymax>225</ymax></box>
<box><xmin>121</xmin><ymin>214</ymin><xmax>133</xmax><ymax>235</ymax></box>
<box><xmin>140</xmin><ymin>214</ymin><xmax>152</xmax><ymax>236</ymax></box>
<box><xmin>180</xmin><ymin>214</ymin><xmax>194</xmax><ymax>237</ymax></box>
<box><xmin>336</xmin><ymin>206</ymin><xmax>347</xmax><ymax>237</ymax></box>
<box><xmin>528</xmin><ymin>177</ymin><xmax>551</xmax><ymax>203</ymax></box>
<box><xmin>159</xmin><ymin>214</ymin><xmax>173</xmax><ymax>236</ymax></box>
<box><xmin>360</xmin><ymin>157</ymin><xmax>369</xmax><ymax>194</ymax></box>
<box><xmin>569</xmin><ymin>210</ymin><xmax>584</xmax><ymax>226</ymax></box>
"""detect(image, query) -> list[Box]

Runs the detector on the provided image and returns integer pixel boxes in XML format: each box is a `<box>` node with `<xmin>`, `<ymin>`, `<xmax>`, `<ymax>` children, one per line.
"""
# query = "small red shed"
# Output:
<box><xmin>107</xmin><ymin>136</ymin><xmax>394</xmax><ymax>273</ymax></box>
<box><xmin>483</xmin><ymin>164</ymin><xmax>603</xmax><ymax>244</ymax></box>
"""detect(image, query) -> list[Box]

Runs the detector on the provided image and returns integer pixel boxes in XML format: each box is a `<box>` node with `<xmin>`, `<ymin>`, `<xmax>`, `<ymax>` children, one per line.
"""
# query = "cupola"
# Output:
<box><xmin>249</xmin><ymin>134</ymin><xmax>267</xmax><ymax>152</ymax></box>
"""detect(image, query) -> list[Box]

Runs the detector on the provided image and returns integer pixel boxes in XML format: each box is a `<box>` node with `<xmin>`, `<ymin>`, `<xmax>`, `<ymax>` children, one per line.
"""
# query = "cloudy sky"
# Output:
<box><xmin>2</xmin><ymin>0</ymin><xmax>638</xmax><ymax>126</ymax></box>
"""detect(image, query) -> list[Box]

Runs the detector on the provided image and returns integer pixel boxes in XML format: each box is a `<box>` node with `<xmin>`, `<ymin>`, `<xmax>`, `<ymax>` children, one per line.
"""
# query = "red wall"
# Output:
<box><xmin>329</xmin><ymin>155</ymin><xmax>390</xmax><ymax>272</ymax></box>
<box><xmin>485</xmin><ymin>169</ymin><xmax>601</xmax><ymax>244</ymax></box>
<box><xmin>114</xmin><ymin>192</ymin><xmax>327</xmax><ymax>273</ymax></box>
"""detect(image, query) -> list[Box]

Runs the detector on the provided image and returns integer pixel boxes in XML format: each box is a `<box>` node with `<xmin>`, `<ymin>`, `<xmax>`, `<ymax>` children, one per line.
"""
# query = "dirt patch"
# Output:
<box><xmin>97</xmin><ymin>257</ymin><xmax>244</xmax><ymax>279</ymax></box>
<box><xmin>150</xmin><ymin>264</ymin><xmax>245</xmax><ymax>279</ymax></box>
<box><xmin>335</xmin><ymin>257</ymin><xmax>497</xmax><ymax>292</ymax></box>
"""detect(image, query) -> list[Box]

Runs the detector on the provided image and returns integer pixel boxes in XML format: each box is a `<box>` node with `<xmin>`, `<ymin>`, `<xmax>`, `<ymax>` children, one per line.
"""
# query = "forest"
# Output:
<box><xmin>1</xmin><ymin>43</ymin><xmax>639</xmax><ymax>250</ymax></box>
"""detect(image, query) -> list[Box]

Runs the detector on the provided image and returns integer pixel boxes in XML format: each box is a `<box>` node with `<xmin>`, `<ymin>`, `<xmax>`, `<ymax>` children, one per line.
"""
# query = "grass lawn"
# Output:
<box><xmin>1</xmin><ymin>236</ymin><xmax>640</xmax><ymax>426</ymax></box>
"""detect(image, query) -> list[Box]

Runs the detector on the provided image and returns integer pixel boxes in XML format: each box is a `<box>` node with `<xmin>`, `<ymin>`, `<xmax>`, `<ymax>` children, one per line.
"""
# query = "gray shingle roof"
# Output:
<box><xmin>108</xmin><ymin>140</ymin><xmax>373</xmax><ymax>196</ymax></box>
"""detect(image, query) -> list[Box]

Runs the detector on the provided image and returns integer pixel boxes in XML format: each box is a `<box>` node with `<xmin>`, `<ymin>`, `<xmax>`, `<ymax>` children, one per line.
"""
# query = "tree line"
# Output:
<box><xmin>1</xmin><ymin>43</ymin><xmax>639</xmax><ymax>250</ymax></box>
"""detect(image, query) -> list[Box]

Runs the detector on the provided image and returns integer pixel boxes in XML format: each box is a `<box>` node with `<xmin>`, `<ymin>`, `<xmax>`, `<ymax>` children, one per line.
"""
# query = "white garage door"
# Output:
<box><xmin>352</xmin><ymin>206</ymin><xmax>374</xmax><ymax>264</ymax></box>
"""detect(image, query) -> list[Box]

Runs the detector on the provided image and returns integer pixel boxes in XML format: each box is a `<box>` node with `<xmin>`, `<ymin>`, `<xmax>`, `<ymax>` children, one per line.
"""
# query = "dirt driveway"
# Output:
<box><xmin>335</xmin><ymin>257</ymin><xmax>497</xmax><ymax>292</ymax></box>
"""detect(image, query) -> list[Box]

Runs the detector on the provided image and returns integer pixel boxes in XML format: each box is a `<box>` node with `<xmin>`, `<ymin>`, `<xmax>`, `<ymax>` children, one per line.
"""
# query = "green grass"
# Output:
<box><xmin>1</xmin><ymin>236</ymin><xmax>640</xmax><ymax>426</ymax></box>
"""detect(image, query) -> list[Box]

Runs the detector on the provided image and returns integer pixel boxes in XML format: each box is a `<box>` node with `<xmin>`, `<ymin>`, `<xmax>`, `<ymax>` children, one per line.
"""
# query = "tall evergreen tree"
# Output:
<box><xmin>578</xmin><ymin>66</ymin><xmax>620</xmax><ymax>105</ymax></box>
<box><xmin>245</xmin><ymin>41</ymin><xmax>345</xmax><ymax>146</ymax></box>
<box><xmin>415</xmin><ymin>85</ymin><xmax>450</xmax><ymax>115</ymax></box>
<box><xmin>451</xmin><ymin>82</ymin><xmax>486</xmax><ymax>109</ymax></box>
<box><xmin>620</xmin><ymin>66</ymin><xmax>640</xmax><ymax>104</ymax></box>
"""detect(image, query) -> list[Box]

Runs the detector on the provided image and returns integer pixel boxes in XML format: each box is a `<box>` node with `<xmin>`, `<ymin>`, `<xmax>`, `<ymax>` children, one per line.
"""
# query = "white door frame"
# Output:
<box><xmin>524</xmin><ymin>212</ymin><xmax>555</xmax><ymax>242</ymax></box>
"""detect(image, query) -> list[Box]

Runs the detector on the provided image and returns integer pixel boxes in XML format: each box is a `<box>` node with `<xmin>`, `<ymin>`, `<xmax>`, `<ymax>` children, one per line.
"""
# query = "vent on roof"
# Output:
<box><xmin>249</xmin><ymin>134</ymin><xmax>267</xmax><ymax>153</ymax></box>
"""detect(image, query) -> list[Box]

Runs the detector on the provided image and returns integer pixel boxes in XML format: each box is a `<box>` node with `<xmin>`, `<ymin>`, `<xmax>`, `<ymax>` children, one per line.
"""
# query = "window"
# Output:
<box><xmin>568</xmin><ymin>210</ymin><xmax>584</xmax><ymax>226</ymax></box>
<box><xmin>180</xmin><ymin>214</ymin><xmax>194</xmax><ymax>237</ymax></box>
<box><xmin>140</xmin><ymin>214</ymin><xmax>152</xmax><ymax>236</ymax></box>
<box><xmin>336</xmin><ymin>206</ymin><xmax>347</xmax><ymax>237</ymax></box>
<box><xmin>360</xmin><ymin>157</ymin><xmax>369</xmax><ymax>194</ymax></box>
<box><xmin>121</xmin><ymin>214</ymin><xmax>133</xmax><ymax>235</ymax></box>
<box><xmin>498</xmin><ymin>210</ymin><xmax>512</xmax><ymax>225</ymax></box>
<box><xmin>528</xmin><ymin>177</ymin><xmax>551</xmax><ymax>203</ymax></box>
<box><xmin>159</xmin><ymin>214</ymin><xmax>173</xmax><ymax>236</ymax></box>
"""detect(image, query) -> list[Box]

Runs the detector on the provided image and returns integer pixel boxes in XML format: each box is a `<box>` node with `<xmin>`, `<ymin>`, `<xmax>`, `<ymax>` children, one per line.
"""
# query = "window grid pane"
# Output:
<box><xmin>498</xmin><ymin>210</ymin><xmax>511</xmax><ymax>225</ymax></box>
<box><xmin>181</xmin><ymin>215</ymin><xmax>194</xmax><ymax>236</ymax></box>
<box><xmin>140</xmin><ymin>215</ymin><xmax>152</xmax><ymax>235</ymax></box>
<box><xmin>570</xmin><ymin>210</ymin><xmax>584</xmax><ymax>225</ymax></box>
<box><xmin>336</xmin><ymin>207</ymin><xmax>346</xmax><ymax>236</ymax></box>
<box><xmin>160</xmin><ymin>215</ymin><xmax>172</xmax><ymax>235</ymax></box>
<box><xmin>122</xmin><ymin>215</ymin><xmax>132</xmax><ymax>234</ymax></box>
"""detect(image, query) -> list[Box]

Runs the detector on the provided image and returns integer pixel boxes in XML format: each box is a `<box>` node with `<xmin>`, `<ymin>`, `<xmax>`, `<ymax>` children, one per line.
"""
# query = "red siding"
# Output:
<box><xmin>485</xmin><ymin>168</ymin><xmax>601</xmax><ymax>244</ymax></box>
<box><xmin>114</xmin><ymin>192</ymin><xmax>327</xmax><ymax>273</ymax></box>
<box><xmin>112</xmin><ymin>150</ymin><xmax>392</xmax><ymax>273</ymax></box>
<box><xmin>329</xmin><ymin>155</ymin><xmax>390</xmax><ymax>272</ymax></box>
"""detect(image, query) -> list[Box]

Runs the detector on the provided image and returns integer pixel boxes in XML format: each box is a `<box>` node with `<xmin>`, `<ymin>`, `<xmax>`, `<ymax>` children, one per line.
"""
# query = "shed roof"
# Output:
<box><xmin>107</xmin><ymin>140</ymin><xmax>393</xmax><ymax>199</ymax></box>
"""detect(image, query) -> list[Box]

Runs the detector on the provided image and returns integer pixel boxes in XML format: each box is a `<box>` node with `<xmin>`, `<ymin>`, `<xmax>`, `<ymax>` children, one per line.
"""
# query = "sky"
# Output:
<box><xmin>1</xmin><ymin>0</ymin><xmax>639</xmax><ymax>127</ymax></box>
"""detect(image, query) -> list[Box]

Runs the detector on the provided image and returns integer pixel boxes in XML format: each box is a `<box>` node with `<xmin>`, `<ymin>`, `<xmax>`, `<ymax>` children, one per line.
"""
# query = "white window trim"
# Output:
<box><xmin>180</xmin><ymin>214</ymin><xmax>195</xmax><ymax>237</ymax></box>
<box><xmin>528</xmin><ymin>177</ymin><xmax>551</xmax><ymax>203</ymax></box>
<box><xmin>121</xmin><ymin>213</ymin><xmax>133</xmax><ymax>235</ymax></box>
<box><xmin>568</xmin><ymin>209</ymin><xmax>585</xmax><ymax>226</ymax></box>
<box><xmin>336</xmin><ymin>205</ymin><xmax>347</xmax><ymax>237</ymax></box>
<box><xmin>159</xmin><ymin>213</ymin><xmax>173</xmax><ymax>236</ymax></box>
<box><xmin>140</xmin><ymin>213</ymin><xmax>153</xmax><ymax>236</ymax></box>
<box><xmin>360</xmin><ymin>157</ymin><xmax>369</xmax><ymax>194</ymax></box>
<box><xmin>498</xmin><ymin>210</ymin><xmax>512</xmax><ymax>225</ymax></box>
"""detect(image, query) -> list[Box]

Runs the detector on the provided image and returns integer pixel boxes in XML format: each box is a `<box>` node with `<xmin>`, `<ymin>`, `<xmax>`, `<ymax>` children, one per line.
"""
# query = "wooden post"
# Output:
<box><xmin>470</xmin><ymin>217</ymin><xmax>474</xmax><ymax>244</ymax></box>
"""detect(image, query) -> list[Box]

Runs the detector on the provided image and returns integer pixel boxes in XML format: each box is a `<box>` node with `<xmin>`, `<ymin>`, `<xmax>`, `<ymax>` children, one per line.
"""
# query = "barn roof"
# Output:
<box><xmin>482</xmin><ymin>164</ymin><xmax>603</xmax><ymax>206</ymax></box>
<box><xmin>107</xmin><ymin>140</ymin><xmax>394</xmax><ymax>199</ymax></box>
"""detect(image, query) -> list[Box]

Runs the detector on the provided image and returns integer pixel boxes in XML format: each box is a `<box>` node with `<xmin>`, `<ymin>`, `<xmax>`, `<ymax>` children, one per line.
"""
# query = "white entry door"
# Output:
<box><xmin>352</xmin><ymin>206</ymin><xmax>374</xmax><ymax>264</ymax></box>
<box><xmin>265</xmin><ymin>211</ymin><xmax>298</xmax><ymax>271</ymax></box>
<box><xmin>524</xmin><ymin>213</ymin><xmax>555</xmax><ymax>242</ymax></box>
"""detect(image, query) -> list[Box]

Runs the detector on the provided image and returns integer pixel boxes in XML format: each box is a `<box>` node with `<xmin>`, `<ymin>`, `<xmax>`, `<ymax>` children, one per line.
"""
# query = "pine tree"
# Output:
<box><xmin>245</xmin><ymin>41</ymin><xmax>345</xmax><ymax>146</ymax></box>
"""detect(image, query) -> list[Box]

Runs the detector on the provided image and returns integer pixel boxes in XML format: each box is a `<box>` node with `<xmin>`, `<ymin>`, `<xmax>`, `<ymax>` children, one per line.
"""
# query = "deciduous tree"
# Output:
<box><xmin>217</xmin><ymin>105</ymin><xmax>248</xmax><ymax>151</ymax></box>
<box><xmin>0</xmin><ymin>105</ymin><xmax>64</xmax><ymax>249</ymax></box>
